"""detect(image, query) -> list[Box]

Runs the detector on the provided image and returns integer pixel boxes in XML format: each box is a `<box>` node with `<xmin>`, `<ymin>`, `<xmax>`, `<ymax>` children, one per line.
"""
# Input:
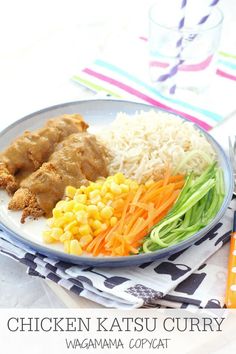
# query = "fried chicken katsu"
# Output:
<box><xmin>0</xmin><ymin>114</ymin><xmax>88</xmax><ymax>194</ymax></box>
<box><xmin>8</xmin><ymin>132</ymin><xmax>108</xmax><ymax>223</ymax></box>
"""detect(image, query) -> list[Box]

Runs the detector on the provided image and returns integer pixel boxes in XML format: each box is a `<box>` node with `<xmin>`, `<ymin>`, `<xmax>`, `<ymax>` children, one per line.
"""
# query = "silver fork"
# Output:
<box><xmin>228</xmin><ymin>136</ymin><xmax>236</xmax><ymax>194</ymax></box>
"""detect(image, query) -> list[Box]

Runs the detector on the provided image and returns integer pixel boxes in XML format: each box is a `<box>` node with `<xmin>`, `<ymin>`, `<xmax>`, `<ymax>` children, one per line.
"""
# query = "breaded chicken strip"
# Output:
<box><xmin>8</xmin><ymin>132</ymin><xmax>108</xmax><ymax>223</ymax></box>
<box><xmin>0</xmin><ymin>114</ymin><xmax>88</xmax><ymax>194</ymax></box>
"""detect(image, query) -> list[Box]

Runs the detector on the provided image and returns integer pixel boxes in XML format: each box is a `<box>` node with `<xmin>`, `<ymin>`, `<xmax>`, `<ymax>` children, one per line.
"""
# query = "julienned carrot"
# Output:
<box><xmin>168</xmin><ymin>175</ymin><xmax>184</xmax><ymax>182</ymax></box>
<box><xmin>88</xmin><ymin>190</ymin><xmax>181</xmax><ymax>255</ymax></box>
<box><xmin>125</xmin><ymin>193</ymin><xmax>180</xmax><ymax>243</ymax></box>
<box><xmin>110</xmin><ymin>192</ymin><xmax>180</xmax><ymax>256</ymax></box>
<box><xmin>173</xmin><ymin>180</ymin><xmax>185</xmax><ymax>189</ymax></box>
<box><xmin>130</xmin><ymin>186</ymin><xmax>145</xmax><ymax>213</ymax></box>
<box><xmin>118</xmin><ymin>190</ymin><xmax>135</xmax><ymax>233</ymax></box>
<box><xmin>85</xmin><ymin>172</ymin><xmax>184</xmax><ymax>256</ymax></box>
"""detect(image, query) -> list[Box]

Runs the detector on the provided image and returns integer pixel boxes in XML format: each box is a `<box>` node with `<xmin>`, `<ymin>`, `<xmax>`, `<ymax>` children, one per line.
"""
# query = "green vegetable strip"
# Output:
<box><xmin>141</xmin><ymin>163</ymin><xmax>225</xmax><ymax>253</ymax></box>
<box><xmin>150</xmin><ymin>179</ymin><xmax>215</xmax><ymax>246</ymax></box>
<box><xmin>182</xmin><ymin>208</ymin><xmax>192</xmax><ymax>228</ymax></box>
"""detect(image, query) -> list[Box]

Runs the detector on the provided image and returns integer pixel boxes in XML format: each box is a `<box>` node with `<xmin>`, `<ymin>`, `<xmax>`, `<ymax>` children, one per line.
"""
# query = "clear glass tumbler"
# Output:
<box><xmin>149</xmin><ymin>1</ymin><xmax>223</xmax><ymax>95</ymax></box>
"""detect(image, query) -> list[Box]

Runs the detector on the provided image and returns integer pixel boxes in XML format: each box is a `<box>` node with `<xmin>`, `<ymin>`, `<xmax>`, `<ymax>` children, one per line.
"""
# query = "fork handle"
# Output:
<box><xmin>225</xmin><ymin>232</ymin><xmax>236</xmax><ymax>308</ymax></box>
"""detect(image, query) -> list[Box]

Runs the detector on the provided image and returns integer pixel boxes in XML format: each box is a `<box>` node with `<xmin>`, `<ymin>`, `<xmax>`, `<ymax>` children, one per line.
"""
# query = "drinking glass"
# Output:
<box><xmin>149</xmin><ymin>1</ymin><xmax>223</xmax><ymax>94</ymax></box>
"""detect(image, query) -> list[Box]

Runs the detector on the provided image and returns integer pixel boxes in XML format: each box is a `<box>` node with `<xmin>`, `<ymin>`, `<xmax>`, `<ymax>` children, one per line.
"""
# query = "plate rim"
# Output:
<box><xmin>0</xmin><ymin>98</ymin><xmax>234</xmax><ymax>266</ymax></box>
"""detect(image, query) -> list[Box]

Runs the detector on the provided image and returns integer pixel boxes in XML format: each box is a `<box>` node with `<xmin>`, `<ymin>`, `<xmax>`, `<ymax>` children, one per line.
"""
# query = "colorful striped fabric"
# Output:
<box><xmin>73</xmin><ymin>34</ymin><xmax>236</xmax><ymax>131</ymax></box>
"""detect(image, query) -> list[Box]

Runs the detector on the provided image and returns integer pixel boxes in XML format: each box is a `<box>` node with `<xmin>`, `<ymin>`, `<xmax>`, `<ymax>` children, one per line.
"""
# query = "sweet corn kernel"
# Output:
<box><xmin>88</xmin><ymin>218</ymin><xmax>94</xmax><ymax>227</ymax></box>
<box><xmin>93</xmin><ymin>220</ymin><xmax>102</xmax><ymax>230</ymax></box>
<box><xmin>101</xmin><ymin>223</ymin><xmax>108</xmax><ymax>231</ymax></box>
<box><xmin>52</xmin><ymin>209</ymin><xmax>63</xmax><ymax>218</ymax></box>
<box><xmin>89</xmin><ymin>190</ymin><xmax>100</xmax><ymax>199</ymax></box>
<box><xmin>120</xmin><ymin>183</ymin><xmax>129</xmax><ymax>193</ymax></box>
<box><xmin>76</xmin><ymin>210</ymin><xmax>88</xmax><ymax>223</ymax></box>
<box><xmin>78</xmin><ymin>224</ymin><xmax>91</xmax><ymax>236</ymax></box>
<box><xmin>87</xmin><ymin>205</ymin><xmax>99</xmax><ymax>216</ymax></box>
<box><xmin>53</xmin><ymin>217</ymin><xmax>66</xmax><ymax>228</ymax></box>
<box><xmin>94</xmin><ymin>228</ymin><xmax>103</xmax><ymax>236</ymax></box>
<box><xmin>50</xmin><ymin>227</ymin><xmax>63</xmax><ymax>240</ymax></box>
<box><xmin>104</xmin><ymin>192</ymin><xmax>113</xmax><ymax>201</ymax></box>
<box><xmin>74</xmin><ymin>194</ymin><xmax>87</xmax><ymax>204</ymax></box>
<box><xmin>90</xmin><ymin>195</ymin><xmax>101</xmax><ymax>204</ymax></box>
<box><xmin>100</xmin><ymin>185</ymin><xmax>108</xmax><ymax>196</ymax></box>
<box><xmin>44</xmin><ymin>173</ymin><xmax>142</xmax><ymax>255</ymax></box>
<box><xmin>114</xmin><ymin>173</ymin><xmax>125</xmax><ymax>184</ymax></box>
<box><xmin>64</xmin><ymin>212</ymin><xmax>74</xmax><ymax>221</ymax></box>
<box><xmin>97</xmin><ymin>201</ymin><xmax>106</xmax><ymax>210</ymax></box>
<box><xmin>110</xmin><ymin>182</ymin><xmax>122</xmax><ymax>194</ymax></box>
<box><xmin>110</xmin><ymin>216</ymin><xmax>118</xmax><ymax>227</ymax></box>
<box><xmin>55</xmin><ymin>200</ymin><xmax>67</xmax><ymax>210</ymax></box>
<box><xmin>64</xmin><ymin>220</ymin><xmax>78</xmax><ymax>232</ymax></box>
<box><xmin>73</xmin><ymin>202</ymin><xmax>86</xmax><ymax>212</ymax></box>
<box><xmin>60</xmin><ymin>231</ymin><xmax>73</xmax><ymax>242</ymax></box>
<box><xmin>65</xmin><ymin>186</ymin><xmax>77</xmax><ymax>199</ymax></box>
<box><xmin>43</xmin><ymin>231</ymin><xmax>55</xmax><ymax>243</ymax></box>
<box><xmin>70</xmin><ymin>239</ymin><xmax>82</xmax><ymax>255</ymax></box>
<box><xmin>100</xmin><ymin>206</ymin><xmax>113</xmax><ymax>219</ymax></box>
<box><xmin>84</xmin><ymin>185</ymin><xmax>93</xmax><ymax>194</ymax></box>
<box><xmin>64</xmin><ymin>200</ymin><xmax>75</xmax><ymax>212</ymax></box>
<box><xmin>70</xmin><ymin>226</ymin><xmax>80</xmax><ymax>235</ymax></box>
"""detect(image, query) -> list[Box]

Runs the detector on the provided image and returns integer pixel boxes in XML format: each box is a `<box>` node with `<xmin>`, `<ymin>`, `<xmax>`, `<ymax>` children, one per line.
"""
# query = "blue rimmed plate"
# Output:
<box><xmin>0</xmin><ymin>99</ymin><xmax>234</xmax><ymax>267</ymax></box>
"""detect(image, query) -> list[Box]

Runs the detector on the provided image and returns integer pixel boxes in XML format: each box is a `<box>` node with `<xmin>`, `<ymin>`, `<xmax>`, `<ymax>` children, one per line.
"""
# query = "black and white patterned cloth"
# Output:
<box><xmin>0</xmin><ymin>199</ymin><xmax>235</xmax><ymax>309</ymax></box>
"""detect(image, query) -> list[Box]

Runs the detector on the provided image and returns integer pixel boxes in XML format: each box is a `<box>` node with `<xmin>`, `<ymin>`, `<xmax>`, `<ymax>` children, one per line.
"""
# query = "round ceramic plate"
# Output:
<box><xmin>0</xmin><ymin>99</ymin><xmax>234</xmax><ymax>267</ymax></box>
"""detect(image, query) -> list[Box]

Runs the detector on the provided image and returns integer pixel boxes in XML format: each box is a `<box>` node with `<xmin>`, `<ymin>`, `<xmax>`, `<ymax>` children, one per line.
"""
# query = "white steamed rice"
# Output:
<box><xmin>96</xmin><ymin>110</ymin><xmax>216</xmax><ymax>183</ymax></box>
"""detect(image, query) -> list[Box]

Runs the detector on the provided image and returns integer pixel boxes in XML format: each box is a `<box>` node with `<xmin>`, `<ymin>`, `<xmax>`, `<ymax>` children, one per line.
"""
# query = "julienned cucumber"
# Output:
<box><xmin>141</xmin><ymin>163</ymin><xmax>225</xmax><ymax>253</ymax></box>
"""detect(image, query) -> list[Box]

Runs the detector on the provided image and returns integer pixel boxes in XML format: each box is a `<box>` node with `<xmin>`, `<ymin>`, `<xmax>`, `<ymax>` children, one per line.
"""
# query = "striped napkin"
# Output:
<box><xmin>73</xmin><ymin>32</ymin><xmax>236</xmax><ymax>131</ymax></box>
<box><xmin>0</xmin><ymin>198</ymin><xmax>235</xmax><ymax>309</ymax></box>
